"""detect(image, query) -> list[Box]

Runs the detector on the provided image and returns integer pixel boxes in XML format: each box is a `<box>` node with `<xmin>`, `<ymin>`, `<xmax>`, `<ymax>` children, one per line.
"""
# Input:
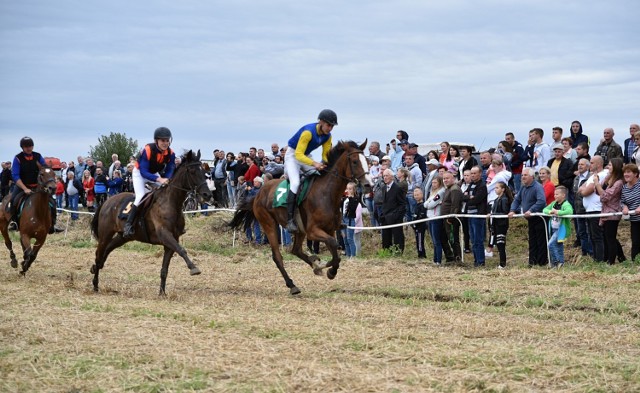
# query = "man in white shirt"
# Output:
<box><xmin>578</xmin><ymin>155</ymin><xmax>608</xmax><ymax>262</ymax></box>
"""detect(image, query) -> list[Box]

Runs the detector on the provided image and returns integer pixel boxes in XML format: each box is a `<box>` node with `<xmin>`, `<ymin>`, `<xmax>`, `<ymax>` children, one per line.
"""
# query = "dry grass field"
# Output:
<box><xmin>1</xmin><ymin>211</ymin><xmax>639</xmax><ymax>392</ymax></box>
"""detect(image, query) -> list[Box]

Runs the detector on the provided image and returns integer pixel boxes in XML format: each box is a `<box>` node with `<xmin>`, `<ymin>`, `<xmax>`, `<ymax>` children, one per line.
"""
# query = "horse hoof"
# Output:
<box><xmin>10</xmin><ymin>259</ymin><xmax>18</xmax><ymax>269</ymax></box>
<box><xmin>90</xmin><ymin>265</ymin><xmax>97</xmax><ymax>274</ymax></box>
<box><xmin>290</xmin><ymin>286</ymin><xmax>301</xmax><ymax>295</ymax></box>
<box><xmin>327</xmin><ymin>269</ymin><xmax>337</xmax><ymax>280</ymax></box>
<box><xmin>190</xmin><ymin>266</ymin><xmax>201</xmax><ymax>276</ymax></box>
<box><xmin>93</xmin><ymin>287</ymin><xmax>99</xmax><ymax>292</ymax></box>
<box><xmin>19</xmin><ymin>270</ymin><xmax>26</xmax><ymax>276</ymax></box>
<box><xmin>313</xmin><ymin>268</ymin><xmax>323</xmax><ymax>276</ymax></box>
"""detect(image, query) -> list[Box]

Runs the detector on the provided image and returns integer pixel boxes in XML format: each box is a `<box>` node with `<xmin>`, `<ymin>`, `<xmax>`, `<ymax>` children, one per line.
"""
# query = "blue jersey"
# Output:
<box><xmin>287</xmin><ymin>123</ymin><xmax>332</xmax><ymax>165</ymax></box>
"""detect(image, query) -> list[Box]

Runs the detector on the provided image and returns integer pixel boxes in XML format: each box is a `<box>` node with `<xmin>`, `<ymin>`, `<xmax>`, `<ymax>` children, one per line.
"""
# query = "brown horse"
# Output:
<box><xmin>229</xmin><ymin>140</ymin><xmax>373</xmax><ymax>295</ymax></box>
<box><xmin>0</xmin><ymin>166</ymin><xmax>57</xmax><ymax>274</ymax></box>
<box><xmin>90</xmin><ymin>150</ymin><xmax>212</xmax><ymax>295</ymax></box>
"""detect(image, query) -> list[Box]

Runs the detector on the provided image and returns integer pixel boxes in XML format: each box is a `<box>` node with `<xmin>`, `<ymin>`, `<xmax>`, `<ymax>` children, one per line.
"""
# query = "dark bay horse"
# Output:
<box><xmin>229</xmin><ymin>140</ymin><xmax>373</xmax><ymax>295</ymax></box>
<box><xmin>90</xmin><ymin>150</ymin><xmax>212</xmax><ymax>295</ymax></box>
<box><xmin>0</xmin><ymin>166</ymin><xmax>57</xmax><ymax>274</ymax></box>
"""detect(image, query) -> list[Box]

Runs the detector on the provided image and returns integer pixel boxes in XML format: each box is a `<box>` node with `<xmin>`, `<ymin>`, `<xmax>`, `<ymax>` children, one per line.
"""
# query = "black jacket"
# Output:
<box><xmin>547</xmin><ymin>157</ymin><xmax>575</xmax><ymax>189</ymax></box>
<box><xmin>379</xmin><ymin>181</ymin><xmax>406</xmax><ymax>224</ymax></box>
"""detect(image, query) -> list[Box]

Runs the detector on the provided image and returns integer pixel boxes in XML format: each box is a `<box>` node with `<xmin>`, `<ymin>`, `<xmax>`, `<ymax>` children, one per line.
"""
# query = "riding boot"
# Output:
<box><xmin>49</xmin><ymin>203</ymin><xmax>62</xmax><ymax>234</ymax></box>
<box><xmin>285</xmin><ymin>192</ymin><xmax>299</xmax><ymax>233</ymax></box>
<box><xmin>123</xmin><ymin>205</ymin><xmax>138</xmax><ymax>238</ymax></box>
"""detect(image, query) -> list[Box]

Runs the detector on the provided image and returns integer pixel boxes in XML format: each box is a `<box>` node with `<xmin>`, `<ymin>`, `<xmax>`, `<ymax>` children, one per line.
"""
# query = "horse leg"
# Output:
<box><xmin>19</xmin><ymin>233</ymin><xmax>33</xmax><ymax>275</ymax></box>
<box><xmin>0</xmin><ymin>222</ymin><xmax>17</xmax><ymax>268</ymax></box>
<box><xmin>308</xmin><ymin>228</ymin><xmax>341</xmax><ymax>280</ymax></box>
<box><xmin>92</xmin><ymin>234</ymin><xmax>127</xmax><ymax>292</ymax></box>
<box><xmin>159</xmin><ymin>246</ymin><xmax>174</xmax><ymax>296</ymax></box>
<box><xmin>155</xmin><ymin>230</ymin><xmax>200</xmax><ymax>276</ymax></box>
<box><xmin>262</xmin><ymin>222</ymin><xmax>300</xmax><ymax>295</ymax></box>
<box><xmin>21</xmin><ymin>236</ymin><xmax>45</xmax><ymax>274</ymax></box>
<box><xmin>290</xmin><ymin>231</ymin><xmax>324</xmax><ymax>276</ymax></box>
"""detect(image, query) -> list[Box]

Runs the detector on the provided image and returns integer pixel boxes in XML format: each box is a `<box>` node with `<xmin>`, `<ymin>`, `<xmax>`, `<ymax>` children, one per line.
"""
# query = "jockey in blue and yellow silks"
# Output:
<box><xmin>284</xmin><ymin>109</ymin><xmax>337</xmax><ymax>232</ymax></box>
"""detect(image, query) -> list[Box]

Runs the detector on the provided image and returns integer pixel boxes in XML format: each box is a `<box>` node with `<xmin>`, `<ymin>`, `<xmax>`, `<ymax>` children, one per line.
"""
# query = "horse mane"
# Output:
<box><xmin>324</xmin><ymin>140</ymin><xmax>360</xmax><ymax>173</ymax></box>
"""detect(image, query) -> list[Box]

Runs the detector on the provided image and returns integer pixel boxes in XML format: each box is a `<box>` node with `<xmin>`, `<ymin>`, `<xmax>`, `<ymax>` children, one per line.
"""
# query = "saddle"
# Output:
<box><xmin>5</xmin><ymin>189</ymin><xmax>40</xmax><ymax>228</ymax></box>
<box><xmin>117</xmin><ymin>188</ymin><xmax>156</xmax><ymax>221</ymax></box>
<box><xmin>272</xmin><ymin>175</ymin><xmax>316</xmax><ymax>208</ymax></box>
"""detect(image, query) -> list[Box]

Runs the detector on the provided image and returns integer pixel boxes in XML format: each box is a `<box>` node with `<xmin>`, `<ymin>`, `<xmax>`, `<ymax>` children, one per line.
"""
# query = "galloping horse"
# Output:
<box><xmin>90</xmin><ymin>150</ymin><xmax>212</xmax><ymax>295</ymax></box>
<box><xmin>229</xmin><ymin>140</ymin><xmax>373</xmax><ymax>295</ymax></box>
<box><xmin>0</xmin><ymin>166</ymin><xmax>57</xmax><ymax>274</ymax></box>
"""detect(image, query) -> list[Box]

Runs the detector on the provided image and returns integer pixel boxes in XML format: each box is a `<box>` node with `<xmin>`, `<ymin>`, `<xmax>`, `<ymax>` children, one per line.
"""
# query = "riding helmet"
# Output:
<box><xmin>318</xmin><ymin>109</ymin><xmax>338</xmax><ymax>126</ymax></box>
<box><xmin>20</xmin><ymin>137</ymin><xmax>34</xmax><ymax>148</ymax></box>
<box><xmin>154</xmin><ymin>127</ymin><xmax>172</xmax><ymax>140</ymax></box>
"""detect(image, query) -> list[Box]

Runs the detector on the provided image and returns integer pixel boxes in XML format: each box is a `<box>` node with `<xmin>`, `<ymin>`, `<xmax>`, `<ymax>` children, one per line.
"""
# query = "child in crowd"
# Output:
<box><xmin>426</xmin><ymin>176</ymin><xmax>445</xmax><ymax>265</ymax></box>
<box><xmin>412</xmin><ymin>187</ymin><xmax>427</xmax><ymax>258</ymax></box>
<box><xmin>342</xmin><ymin>182</ymin><xmax>359</xmax><ymax>259</ymax></box>
<box><xmin>55</xmin><ymin>176</ymin><xmax>64</xmax><ymax>209</ymax></box>
<box><xmin>543</xmin><ymin>186</ymin><xmax>573</xmax><ymax>268</ymax></box>
<box><xmin>491</xmin><ymin>182</ymin><xmax>513</xmax><ymax>269</ymax></box>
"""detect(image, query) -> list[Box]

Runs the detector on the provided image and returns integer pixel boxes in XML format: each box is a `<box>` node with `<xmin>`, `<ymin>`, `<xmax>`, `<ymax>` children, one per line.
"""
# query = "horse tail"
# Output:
<box><xmin>91</xmin><ymin>203</ymin><xmax>103</xmax><ymax>240</ymax></box>
<box><xmin>227</xmin><ymin>194</ymin><xmax>256</xmax><ymax>231</ymax></box>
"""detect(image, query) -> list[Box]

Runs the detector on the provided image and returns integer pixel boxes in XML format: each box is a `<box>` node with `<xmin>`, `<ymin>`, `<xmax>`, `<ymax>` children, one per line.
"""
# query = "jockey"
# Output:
<box><xmin>123</xmin><ymin>127</ymin><xmax>176</xmax><ymax>238</ymax></box>
<box><xmin>10</xmin><ymin>137</ymin><xmax>61</xmax><ymax>233</ymax></box>
<box><xmin>284</xmin><ymin>109</ymin><xmax>337</xmax><ymax>232</ymax></box>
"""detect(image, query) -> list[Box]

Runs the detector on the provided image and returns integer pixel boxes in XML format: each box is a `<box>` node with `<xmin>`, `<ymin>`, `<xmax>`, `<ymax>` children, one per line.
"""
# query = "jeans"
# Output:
<box><xmin>429</xmin><ymin>219</ymin><xmax>443</xmax><ymax>263</ymax></box>
<box><xmin>469</xmin><ymin>217</ymin><xmax>486</xmax><ymax>265</ymax></box>
<box><xmin>226</xmin><ymin>180</ymin><xmax>236</xmax><ymax>208</ymax></box>
<box><xmin>364</xmin><ymin>197</ymin><xmax>378</xmax><ymax>227</ymax></box>
<box><xmin>342</xmin><ymin>217</ymin><xmax>356</xmax><ymax>257</ymax></box>
<box><xmin>512</xmin><ymin>173</ymin><xmax>522</xmax><ymax>194</ymax></box>
<box><xmin>56</xmin><ymin>194</ymin><xmax>63</xmax><ymax>209</ymax></box>
<box><xmin>575</xmin><ymin>217</ymin><xmax>593</xmax><ymax>256</ymax></box>
<box><xmin>68</xmin><ymin>194</ymin><xmax>79</xmax><ymax>220</ymax></box>
<box><xmin>548</xmin><ymin>227</ymin><xmax>565</xmax><ymax>265</ymax></box>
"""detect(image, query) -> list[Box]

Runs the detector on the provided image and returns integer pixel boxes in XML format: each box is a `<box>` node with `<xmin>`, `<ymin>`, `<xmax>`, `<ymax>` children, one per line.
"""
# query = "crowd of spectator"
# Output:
<box><xmin>2</xmin><ymin>121</ymin><xmax>639</xmax><ymax>268</ymax></box>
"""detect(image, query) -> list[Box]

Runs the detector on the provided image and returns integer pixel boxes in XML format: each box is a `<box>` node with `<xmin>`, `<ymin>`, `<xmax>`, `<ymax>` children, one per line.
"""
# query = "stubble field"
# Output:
<box><xmin>1</xmin><ymin>211</ymin><xmax>639</xmax><ymax>392</ymax></box>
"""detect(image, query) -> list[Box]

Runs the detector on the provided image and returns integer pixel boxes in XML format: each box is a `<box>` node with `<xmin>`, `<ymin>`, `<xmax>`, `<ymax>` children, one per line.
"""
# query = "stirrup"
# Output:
<box><xmin>285</xmin><ymin>220</ymin><xmax>299</xmax><ymax>233</ymax></box>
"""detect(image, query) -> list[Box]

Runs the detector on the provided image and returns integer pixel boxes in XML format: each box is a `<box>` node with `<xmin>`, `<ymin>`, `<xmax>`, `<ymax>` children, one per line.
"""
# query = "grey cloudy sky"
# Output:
<box><xmin>1</xmin><ymin>0</ymin><xmax>638</xmax><ymax>162</ymax></box>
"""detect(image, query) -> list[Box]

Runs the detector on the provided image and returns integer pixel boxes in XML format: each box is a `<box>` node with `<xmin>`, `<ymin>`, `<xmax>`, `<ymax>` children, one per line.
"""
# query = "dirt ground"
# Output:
<box><xmin>1</xmin><ymin>213</ymin><xmax>639</xmax><ymax>392</ymax></box>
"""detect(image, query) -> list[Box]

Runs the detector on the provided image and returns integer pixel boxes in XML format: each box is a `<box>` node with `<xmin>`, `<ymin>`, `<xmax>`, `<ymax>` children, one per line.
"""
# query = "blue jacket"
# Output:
<box><xmin>510</xmin><ymin>180</ymin><xmax>546</xmax><ymax>213</ymax></box>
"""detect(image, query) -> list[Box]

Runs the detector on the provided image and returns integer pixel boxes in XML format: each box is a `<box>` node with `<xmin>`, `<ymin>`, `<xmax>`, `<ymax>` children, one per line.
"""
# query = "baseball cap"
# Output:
<box><xmin>427</xmin><ymin>158</ymin><xmax>439</xmax><ymax>167</ymax></box>
<box><xmin>398</xmin><ymin>139</ymin><xmax>408</xmax><ymax>145</ymax></box>
<box><xmin>381</xmin><ymin>155</ymin><xmax>391</xmax><ymax>161</ymax></box>
<box><xmin>369</xmin><ymin>155</ymin><xmax>380</xmax><ymax>163</ymax></box>
<box><xmin>408</xmin><ymin>143</ymin><xmax>418</xmax><ymax>149</ymax></box>
<box><xmin>551</xmin><ymin>142</ymin><xmax>563</xmax><ymax>150</ymax></box>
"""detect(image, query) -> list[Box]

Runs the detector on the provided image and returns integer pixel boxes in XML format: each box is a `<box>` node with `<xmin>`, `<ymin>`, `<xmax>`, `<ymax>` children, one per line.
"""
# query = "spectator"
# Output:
<box><xmin>579</xmin><ymin>156</ymin><xmax>608</xmax><ymax>262</ymax></box>
<box><xmin>270</xmin><ymin>143</ymin><xmax>280</xmax><ymax>158</ymax></box>
<box><xmin>439</xmin><ymin>142</ymin><xmax>450</xmax><ymax>164</ymax></box>
<box><xmin>244</xmin><ymin>156</ymin><xmax>261</xmax><ymax>184</ymax></box>
<box><xmin>85</xmin><ymin>157</ymin><xmax>96</xmax><ymax>177</ymax></box>
<box><xmin>441</xmin><ymin>171</ymin><xmax>463</xmax><ymax>262</ymax></box>
<box><xmin>2</xmin><ymin>162</ymin><xmax>13</xmax><ymax>198</ymax></box>
<box><xmin>505</xmin><ymin>132</ymin><xmax>525</xmax><ymax>192</ymax></box>
<box><xmin>426</xmin><ymin>150</ymin><xmax>439</xmax><ymax>162</ymax></box>
<box><xmin>406</xmin><ymin>143</ymin><xmax>427</xmax><ymax>177</ymax></box>
<box><xmin>548</xmin><ymin>142</ymin><xmax>575</xmax><ymax>190</ymax></box>
<box><xmin>630</xmin><ymin>131</ymin><xmax>640</xmax><ymax>165</ymax></box>
<box><xmin>82</xmin><ymin>169</ymin><xmax>95</xmax><ymax>212</ymax></box>
<box><xmin>225</xmin><ymin>152</ymin><xmax>237</xmax><ymax>206</ymax></box>
<box><xmin>551</xmin><ymin>126</ymin><xmax>563</xmax><ymax>144</ymax></box>
<box><xmin>55</xmin><ymin>176</ymin><xmax>64</xmax><ymax>209</ymax></box>
<box><xmin>485</xmin><ymin>156</ymin><xmax>512</xmax><ymax>258</ymax></box>
<box><xmin>212</xmin><ymin>150</ymin><xmax>228</xmax><ymax>208</ymax></box>
<box><xmin>353</xmin><ymin>198</ymin><xmax>364</xmax><ymax>257</ymax></box>
<box><xmin>562</xmin><ymin>137</ymin><xmax>577</xmax><ymax>163</ymax></box>
<box><xmin>404</xmin><ymin>154</ymin><xmax>423</xmax><ymax>222</ymax></box>
<box><xmin>425</xmin><ymin>176</ymin><xmax>445</xmax><ymax>265</ymax></box>
<box><xmin>491</xmin><ymin>181</ymin><xmax>513</xmax><ymax>269</ymax></box>
<box><xmin>442</xmin><ymin>145</ymin><xmax>459</xmax><ymax>174</ymax></box>
<box><xmin>457</xmin><ymin>145</ymin><xmax>477</xmax><ymax>182</ymax></box>
<box><xmin>122</xmin><ymin>163</ymin><xmax>134</xmax><ymax>193</ymax></box>
<box><xmin>460</xmin><ymin>169</ymin><xmax>473</xmax><ymax>254</ymax></box>
<box><xmin>543</xmin><ymin>186</ymin><xmax>574</xmax><ymax>268</ymax></box>
<box><xmin>93</xmin><ymin>167</ymin><xmax>108</xmax><ymax>208</ymax></box>
<box><xmin>392</xmin><ymin>139</ymin><xmax>409</xmax><ymax>171</ymax></box>
<box><xmin>64</xmin><ymin>171</ymin><xmax>83</xmax><ymax>221</ymax></box>
<box><xmin>624</xmin><ymin>124</ymin><xmax>640</xmax><ymax>164</ymax></box>
<box><xmin>538</xmin><ymin>166</ymin><xmax>555</xmax><ymax>206</ymax></box>
<box><xmin>412</xmin><ymin>187</ymin><xmax>428</xmax><ymax>259</ymax></box>
<box><xmin>509</xmin><ymin>167</ymin><xmax>547</xmax><ymax>267</ymax></box>
<box><xmin>572</xmin><ymin>158</ymin><xmax>593</xmax><ymax>257</ymax></box>
<box><xmin>569</xmin><ymin>120</ymin><xmax>590</xmax><ymax>148</ymax></box>
<box><xmin>341</xmin><ymin>182</ymin><xmax>359</xmax><ymax>259</ymax></box>
<box><xmin>396</xmin><ymin>167</ymin><xmax>409</xmax><ymax>196</ymax></box>
<box><xmin>621</xmin><ymin>163</ymin><xmax>640</xmax><ymax>261</ymax></box>
<box><xmin>595</xmin><ymin>158</ymin><xmax>626</xmax><ymax>265</ymax></box>
<box><xmin>368</xmin><ymin>141</ymin><xmax>386</xmax><ymax>161</ymax></box>
<box><xmin>246</xmin><ymin>176</ymin><xmax>265</xmax><ymax>244</ymax></box>
<box><xmin>422</xmin><ymin>158</ymin><xmax>440</xmax><ymax>196</ymax></box>
<box><xmin>107</xmin><ymin>154</ymin><xmax>119</xmax><ymax>178</ymax></box>
<box><xmin>594</xmin><ymin>127</ymin><xmax>623</xmax><ymax>166</ymax></box>
<box><xmin>462</xmin><ymin>166</ymin><xmax>488</xmax><ymax>267</ymax></box>
<box><xmin>572</xmin><ymin>141</ymin><xmax>591</xmax><ymax>176</ymax></box>
<box><xmin>379</xmin><ymin>169</ymin><xmax>406</xmax><ymax>255</ymax></box>
<box><xmin>479</xmin><ymin>151</ymin><xmax>492</xmax><ymax>183</ymax></box>
<box><xmin>529</xmin><ymin>128</ymin><xmax>551</xmax><ymax>175</ymax></box>
<box><xmin>107</xmin><ymin>170</ymin><xmax>123</xmax><ymax>196</ymax></box>
<box><xmin>263</xmin><ymin>154</ymin><xmax>285</xmax><ymax>179</ymax></box>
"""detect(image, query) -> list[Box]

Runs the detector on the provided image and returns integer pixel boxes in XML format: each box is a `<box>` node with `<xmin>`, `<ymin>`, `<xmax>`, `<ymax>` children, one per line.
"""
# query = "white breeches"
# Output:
<box><xmin>132</xmin><ymin>167</ymin><xmax>159</xmax><ymax>206</ymax></box>
<box><xmin>284</xmin><ymin>148</ymin><xmax>316</xmax><ymax>194</ymax></box>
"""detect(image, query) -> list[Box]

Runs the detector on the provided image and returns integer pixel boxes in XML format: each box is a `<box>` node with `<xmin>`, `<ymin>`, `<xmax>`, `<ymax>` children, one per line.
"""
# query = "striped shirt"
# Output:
<box><xmin>621</xmin><ymin>180</ymin><xmax>640</xmax><ymax>222</ymax></box>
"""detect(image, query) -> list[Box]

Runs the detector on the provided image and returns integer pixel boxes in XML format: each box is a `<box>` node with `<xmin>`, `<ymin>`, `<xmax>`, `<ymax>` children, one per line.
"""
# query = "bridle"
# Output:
<box><xmin>37</xmin><ymin>168</ymin><xmax>57</xmax><ymax>193</ymax></box>
<box><xmin>326</xmin><ymin>149</ymin><xmax>370</xmax><ymax>186</ymax></box>
<box><xmin>165</xmin><ymin>161</ymin><xmax>208</xmax><ymax>197</ymax></box>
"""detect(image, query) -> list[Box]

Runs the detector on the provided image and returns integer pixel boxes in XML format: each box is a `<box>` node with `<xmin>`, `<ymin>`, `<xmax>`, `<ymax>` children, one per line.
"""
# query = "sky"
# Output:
<box><xmin>1</xmin><ymin>0</ymin><xmax>638</xmax><ymax>162</ymax></box>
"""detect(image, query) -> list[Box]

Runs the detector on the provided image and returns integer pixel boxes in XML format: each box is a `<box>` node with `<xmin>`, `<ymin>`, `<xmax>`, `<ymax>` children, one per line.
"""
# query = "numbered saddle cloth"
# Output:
<box><xmin>272</xmin><ymin>178</ymin><xmax>313</xmax><ymax>208</ymax></box>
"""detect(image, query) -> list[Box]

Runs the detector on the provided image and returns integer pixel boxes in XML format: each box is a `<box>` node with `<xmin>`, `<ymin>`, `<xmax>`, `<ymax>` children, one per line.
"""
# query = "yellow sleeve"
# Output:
<box><xmin>321</xmin><ymin>135</ymin><xmax>332</xmax><ymax>163</ymax></box>
<box><xmin>294</xmin><ymin>131</ymin><xmax>315</xmax><ymax>166</ymax></box>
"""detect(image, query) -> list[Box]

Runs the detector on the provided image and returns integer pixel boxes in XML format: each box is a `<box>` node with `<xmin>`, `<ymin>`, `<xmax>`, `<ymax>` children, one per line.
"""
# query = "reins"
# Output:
<box><xmin>325</xmin><ymin>150</ymin><xmax>370</xmax><ymax>186</ymax></box>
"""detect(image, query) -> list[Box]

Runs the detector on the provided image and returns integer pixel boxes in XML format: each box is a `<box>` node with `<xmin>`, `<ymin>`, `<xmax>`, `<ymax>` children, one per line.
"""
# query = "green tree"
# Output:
<box><xmin>89</xmin><ymin>132</ymin><xmax>139</xmax><ymax>166</ymax></box>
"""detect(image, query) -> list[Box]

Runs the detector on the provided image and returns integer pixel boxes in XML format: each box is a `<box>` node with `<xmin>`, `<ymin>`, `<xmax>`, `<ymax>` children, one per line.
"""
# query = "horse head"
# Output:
<box><xmin>331</xmin><ymin>139</ymin><xmax>374</xmax><ymax>188</ymax></box>
<box><xmin>177</xmin><ymin>150</ymin><xmax>213</xmax><ymax>204</ymax></box>
<box><xmin>38</xmin><ymin>167</ymin><xmax>57</xmax><ymax>194</ymax></box>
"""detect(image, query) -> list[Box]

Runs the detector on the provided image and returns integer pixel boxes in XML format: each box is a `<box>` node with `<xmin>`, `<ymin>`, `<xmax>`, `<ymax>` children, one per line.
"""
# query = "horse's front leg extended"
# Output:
<box><xmin>308</xmin><ymin>228</ymin><xmax>341</xmax><ymax>280</ymax></box>
<box><xmin>156</xmin><ymin>230</ymin><xmax>200</xmax><ymax>276</ymax></box>
<box><xmin>19</xmin><ymin>233</ymin><xmax>34</xmax><ymax>275</ymax></box>
<box><xmin>290</xmin><ymin>231</ymin><xmax>324</xmax><ymax>276</ymax></box>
